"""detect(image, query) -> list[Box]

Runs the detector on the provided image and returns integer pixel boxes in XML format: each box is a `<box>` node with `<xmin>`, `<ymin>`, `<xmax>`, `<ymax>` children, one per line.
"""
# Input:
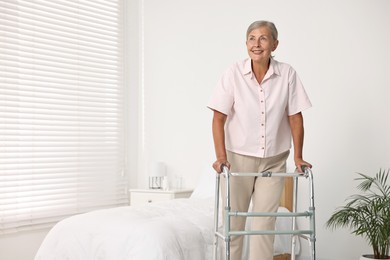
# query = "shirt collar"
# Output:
<box><xmin>243</xmin><ymin>58</ymin><xmax>252</xmax><ymax>75</ymax></box>
<box><xmin>243</xmin><ymin>58</ymin><xmax>281</xmax><ymax>79</ymax></box>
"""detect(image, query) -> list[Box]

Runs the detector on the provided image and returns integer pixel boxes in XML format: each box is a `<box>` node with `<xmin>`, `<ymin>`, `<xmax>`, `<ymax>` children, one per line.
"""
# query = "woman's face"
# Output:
<box><xmin>246</xmin><ymin>26</ymin><xmax>278</xmax><ymax>63</ymax></box>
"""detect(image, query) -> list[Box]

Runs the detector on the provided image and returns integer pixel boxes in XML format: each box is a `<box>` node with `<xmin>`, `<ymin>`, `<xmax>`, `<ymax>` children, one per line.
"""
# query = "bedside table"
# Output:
<box><xmin>129</xmin><ymin>189</ymin><xmax>193</xmax><ymax>206</ymax></box>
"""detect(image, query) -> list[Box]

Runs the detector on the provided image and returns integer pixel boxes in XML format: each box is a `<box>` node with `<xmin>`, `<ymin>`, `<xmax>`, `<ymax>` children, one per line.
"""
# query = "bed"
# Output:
<box><xmin>35</xmin><ymin>169</ymin><xmax>299</xmax><ymax>260</ymax></box>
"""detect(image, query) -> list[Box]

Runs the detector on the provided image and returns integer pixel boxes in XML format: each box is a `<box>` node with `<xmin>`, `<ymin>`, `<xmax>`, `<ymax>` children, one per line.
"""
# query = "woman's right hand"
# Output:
<box><xmin>212</xmin><ymin>159</ymin><xmax>230</xmax><ymax>174</ymax></box>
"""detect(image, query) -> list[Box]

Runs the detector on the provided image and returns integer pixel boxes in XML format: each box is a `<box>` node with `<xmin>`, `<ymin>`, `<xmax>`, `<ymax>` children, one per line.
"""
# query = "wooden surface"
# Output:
<box><xmin>280</xmin><ymin>177</ymin><xmax>293</xmax><ymax>212</ymax></box>
<box><xmin>273</xmin><ymin>253</ymin><xmax>291</xmax><ymax>260</ymax></box>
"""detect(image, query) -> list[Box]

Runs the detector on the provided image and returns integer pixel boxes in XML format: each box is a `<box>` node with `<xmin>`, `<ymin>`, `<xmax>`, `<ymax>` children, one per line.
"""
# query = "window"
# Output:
<box><xmin>0</xmin><ymin>0</ymin><xmax>128</xmax><ymax>234</ymax></box>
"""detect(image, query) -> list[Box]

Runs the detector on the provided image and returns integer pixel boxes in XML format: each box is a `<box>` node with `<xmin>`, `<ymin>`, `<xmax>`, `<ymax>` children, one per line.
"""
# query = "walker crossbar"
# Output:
<box><xmin>229</xmin><ymin>230</ymin><xmax>313</xmax><ymax>236</ymax></box>
<box><xmin>212</xmin><ymin>166</ymin><xmax>316</xmax><ymax>260</ymax></box>
<box><xmin>229</xmin><ymin>211</ymin><xmax>312</xmax><ymax>217</ymax></box>
<box><xmin>228</xmin><ymin>171</ymin><xmax>310</xmax><ymax>178</ymax></box>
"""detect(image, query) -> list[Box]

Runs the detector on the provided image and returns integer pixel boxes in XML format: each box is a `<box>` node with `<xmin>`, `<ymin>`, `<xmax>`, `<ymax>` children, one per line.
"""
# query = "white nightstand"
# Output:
<box><xmin>129</xmin><ymin>189</ymin><xmax>193</xmax><ymax>206</ymax></box>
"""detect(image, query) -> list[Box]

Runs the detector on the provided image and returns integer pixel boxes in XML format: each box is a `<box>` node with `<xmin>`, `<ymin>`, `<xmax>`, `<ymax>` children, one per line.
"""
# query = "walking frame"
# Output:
<box><xmin>213</xmin><ymin>165</ymin><xmax>316</xmax><ymax>260</ymax></box>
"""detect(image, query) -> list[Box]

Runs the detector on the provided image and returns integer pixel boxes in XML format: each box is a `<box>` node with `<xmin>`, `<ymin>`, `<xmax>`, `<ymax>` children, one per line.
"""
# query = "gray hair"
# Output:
<box><xmin>246</xmin><ymin>20</ymin><xmax>278</xmax><ymax>40</ymax></box>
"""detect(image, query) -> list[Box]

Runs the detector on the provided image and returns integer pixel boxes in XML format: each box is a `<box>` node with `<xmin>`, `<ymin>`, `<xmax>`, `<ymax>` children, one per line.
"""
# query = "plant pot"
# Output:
<box><xmin>360</xmin><ymin>255</ymin><xmax>390</xmax><ymax>260</ymax></box>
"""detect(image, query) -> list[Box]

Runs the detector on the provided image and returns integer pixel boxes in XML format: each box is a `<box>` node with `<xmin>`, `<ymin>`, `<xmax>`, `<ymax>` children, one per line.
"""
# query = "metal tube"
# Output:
<box><xmin>291</xmin><ymin>175</ymin><xmax>298</xmax><ymax>260</ymax></box>
<box><xmin>228</xmin><ymin>211</ymin><xmax>311</xmax><ymax>217</ymax></box>
<box><xmin>223</xmin><ymin>166</ymin><xmax>231</xmax><ymax>260</ymax></box>
<box><xmin>230</xmin><ymin>230</ymin><xmax>313</xmax><ymax>236</ymax></box>
<box><xmin>215</xmin><ymin>231</ymin><xmax>225</xmax><ymax>240</ymax></box>
<box><xmin>307</xmin><ymin>168</ymin><xmax>316</xmax><ymax>260</ymax></box>
<box><xmin>213</xmin><ymin>173</ymin><xmax>220</xmax><ymax>260</ymax></box>
<box><xmin>230</xmin><ymin>172</ymin><xmax>307</xmax><ymax>178</ymax></box>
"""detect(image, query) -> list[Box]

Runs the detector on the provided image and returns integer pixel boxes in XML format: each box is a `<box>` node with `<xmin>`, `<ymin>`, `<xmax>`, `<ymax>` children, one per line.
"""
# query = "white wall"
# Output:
<box><xmin>139</xmin><ymin>0</ymin><xmax>390</xmax><ymax>259</ymax></box>
<box><xmin>0</xmin><ymin>229</ymin><xmax>50</xmax><ymax>260</ymax></box>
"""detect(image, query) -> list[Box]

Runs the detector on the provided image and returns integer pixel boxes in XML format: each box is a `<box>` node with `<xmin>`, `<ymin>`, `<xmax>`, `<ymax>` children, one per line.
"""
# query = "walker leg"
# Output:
<box><xmin>291</xmin><ymin>176</ymin><xmax>298</xmax><ymax>260</ymax></box>
<box><xmin>213</xmin><ymin>174</ymin><xmax>220</xmax><ymax>260</ymax></box>
<box><xmin>224</xmin><ymin>170</ymin><xmax>231</xmax><ymax>260</ymax></box>
<box><xmin>309</xmin><ymin>170</ymin><xmax>316</xmax><ymax>260</ymax></box>
<box><xmin>225</xmin><ymin>239</ymin><xmax>230</xmax><ymax>260</ymax></box>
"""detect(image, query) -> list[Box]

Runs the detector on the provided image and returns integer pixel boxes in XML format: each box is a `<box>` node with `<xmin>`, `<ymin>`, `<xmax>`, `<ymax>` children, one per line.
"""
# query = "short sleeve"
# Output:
<box><xmin>207</xmin><ymin>67</ymin><xmax>235</xmax><ymax>116</ymax></box>
<box><xmin>287</xmin><ymin>68</ymin><xmax>312</xmax><ymax>115</ymax></box>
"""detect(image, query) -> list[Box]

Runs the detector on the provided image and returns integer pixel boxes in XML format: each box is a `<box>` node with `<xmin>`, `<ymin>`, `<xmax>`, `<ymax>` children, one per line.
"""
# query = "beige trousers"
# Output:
<box><xmin>221</xmin><ymin>150</ymin><xmax>290</xmax><ymax>260</ymax></box>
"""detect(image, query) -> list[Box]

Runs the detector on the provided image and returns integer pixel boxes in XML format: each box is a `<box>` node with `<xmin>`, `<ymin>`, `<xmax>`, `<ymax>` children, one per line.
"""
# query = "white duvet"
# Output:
<box><xmin>35</xmin><ymin>198</ymin><xmax>214</xmax><ymax>260</ymax></box>
<box><xmin>35</xmin><ymin>198</ymin><xmax>298</xmax><ymax>260</ymax></box>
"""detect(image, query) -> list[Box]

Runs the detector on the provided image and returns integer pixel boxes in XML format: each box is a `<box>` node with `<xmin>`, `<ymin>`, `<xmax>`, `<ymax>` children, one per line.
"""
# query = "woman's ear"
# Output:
<box><xmin>272</xmin><ymin>40</ymin><xmax>279</xmax><ymax>51</ymax></box>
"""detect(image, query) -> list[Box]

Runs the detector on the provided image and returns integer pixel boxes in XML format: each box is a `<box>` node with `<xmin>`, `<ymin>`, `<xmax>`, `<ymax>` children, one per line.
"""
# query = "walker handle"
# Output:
<box><xmin>300</xmin><ymin>165</ymin><xmax>311</xmax><ymax>173</ymax></box>
<box><xmin>221</xmin><ymin>164</ymin><xmax>229</xmax><ymax>176</ymax></box>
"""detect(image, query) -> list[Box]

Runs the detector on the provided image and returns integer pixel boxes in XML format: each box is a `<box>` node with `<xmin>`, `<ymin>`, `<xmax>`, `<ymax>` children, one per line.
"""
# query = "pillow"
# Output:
<box><xmin>190</xmin><ymin>165</ymin><xmax>217</xmax><ymax>199</ymax></box>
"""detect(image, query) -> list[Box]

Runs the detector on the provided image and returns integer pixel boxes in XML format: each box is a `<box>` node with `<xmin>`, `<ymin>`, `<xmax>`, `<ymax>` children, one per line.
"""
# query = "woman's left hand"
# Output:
<box><xmin>295</xmin><ymin>158</ymin><xmax>312</xmax><ymax>173</ymax></box>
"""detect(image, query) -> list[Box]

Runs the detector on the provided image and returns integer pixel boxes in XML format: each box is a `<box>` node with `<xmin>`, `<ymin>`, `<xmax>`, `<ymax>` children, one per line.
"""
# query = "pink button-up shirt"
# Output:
<box><xmin>208</xmin><ymin>58</ymin><xmax>312</xmax><ymax>158</ymax></box>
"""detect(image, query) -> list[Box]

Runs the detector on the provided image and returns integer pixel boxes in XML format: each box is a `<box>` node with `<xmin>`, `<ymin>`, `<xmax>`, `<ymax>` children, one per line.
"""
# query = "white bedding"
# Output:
<box><xmin>35</xmin><ymin>199</ymin><xmax>298</xmax><ymax>260</ymax></box>
<box><xmin>36</xmin><ymin>169</ymin><xmax>299</xmax><ymax>260</ymax></box>
<box><xmin>35</xmin><ymin>198</ymin><xmax>214</xmax><ymax>260</ymax></box>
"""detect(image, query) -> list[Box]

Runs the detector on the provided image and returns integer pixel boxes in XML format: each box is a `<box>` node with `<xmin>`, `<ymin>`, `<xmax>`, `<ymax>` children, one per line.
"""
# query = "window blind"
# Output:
<box><xmin>0</xmin><ymin>0</ymin><xmax>128</xmax><ymax>234</ymax></box>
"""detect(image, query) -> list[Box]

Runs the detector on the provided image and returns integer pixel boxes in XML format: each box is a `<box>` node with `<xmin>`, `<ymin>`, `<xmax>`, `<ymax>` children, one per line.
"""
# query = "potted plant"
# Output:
<box><xmin>326</xmin><ymin>169</ymin><xmax>390</xmax><ymax>259</ymax></box>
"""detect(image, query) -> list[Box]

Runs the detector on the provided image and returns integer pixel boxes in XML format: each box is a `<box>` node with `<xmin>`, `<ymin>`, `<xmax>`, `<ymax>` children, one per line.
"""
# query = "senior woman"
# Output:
<box><xmin>208</xmin><ymin>20</ymin><xmax>312</xmax><ymax>260</ymax></box>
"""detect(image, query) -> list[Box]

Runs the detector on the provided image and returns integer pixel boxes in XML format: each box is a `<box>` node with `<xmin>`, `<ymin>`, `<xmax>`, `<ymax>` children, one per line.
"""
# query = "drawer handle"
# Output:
<box><xmin>147</xmin><ymin>200</ymin><xmax>152</xmax><ymax>203</ymax></box>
